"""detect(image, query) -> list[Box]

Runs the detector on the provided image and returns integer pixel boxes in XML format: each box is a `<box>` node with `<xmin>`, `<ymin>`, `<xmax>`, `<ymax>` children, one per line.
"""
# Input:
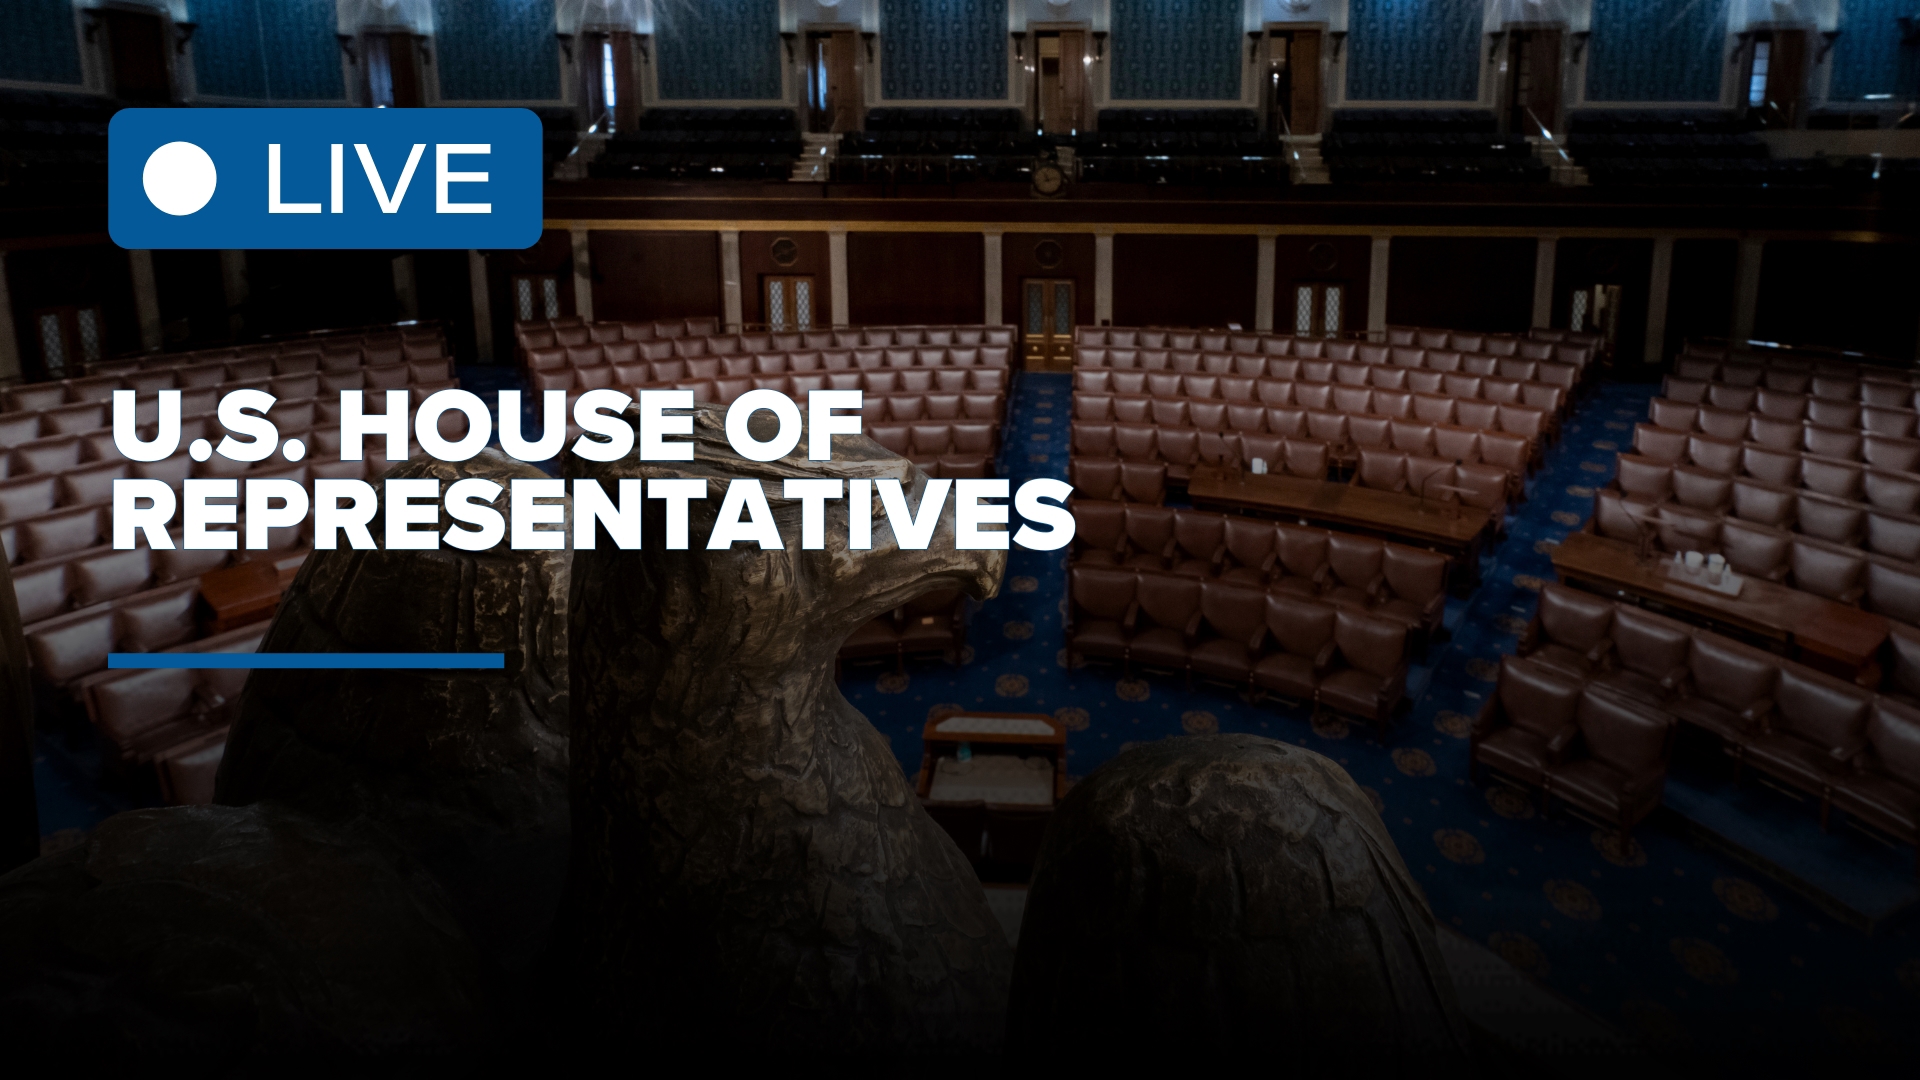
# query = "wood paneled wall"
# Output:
<box><xmin>1001</xmin><ymin>233</ymin><xmax>1097</xmax><ymax>329</ymax></box>
<box><xmin>847</xmin><ymin>232</ymin><xmax>984</xmax><ymax>326</ymax></box>
<box><xmin>1113</xmin><ymin>235</ymin><xmax>1258</xmax><ymax>329</ymax></box>
<box><xmin>587</xmin><ymin>230</ymin><xmax>723</xmax><ymax>323</ymax></box>
<box><xmin>739</xmin><ymin>231</ymin><xmax>833</xmax><ymax>328</ymax></box>
<box><xmin>1385</xmin><ymin>237</ymin><xmax>1535</xmax><ymax>333</ymax></box>
<box><xmin>1552</xmin><ymin>238</ymin><xmax>1653</xmax><ymax>369</ymax></box>
<box><xmin>1665</xmin><ymin>239</ymin><xmax>1737</xmax><ymax>360</ymax></box>
<box><xmin>1272</xmin><ymin>235</ymin><xmax>1372</xmax><ymax>336</ymax></box>
<box><xmin>1756</xmin><ymin>241</ymin><xmax>1920</xmax><ymax>360</ymax></box>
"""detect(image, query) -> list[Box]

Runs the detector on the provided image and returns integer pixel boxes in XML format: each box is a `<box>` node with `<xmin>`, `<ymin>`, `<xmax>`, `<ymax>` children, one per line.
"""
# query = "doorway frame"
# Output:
<box><xmin>1260</xmin><ymin>22</ymin><xmax>1329</xmax><ymax>138</ymax></box>
<box><xmin>1736</xmin><ymin>22</ymin><xmax>1815</xmax><ymax>130</ymax></box>
<box><xmin>798</xmin><ymin>21</ymin><xmax>868</xmax><ymax>134</ymax></box>
<box><xmin>1495</xmin><ymin>21</ymin><xmax>1569</xmax><ymax>137</ymax></box>
<box><xmin>1024</xmin><ymin>21</ymin><xmax>1095</xmax><ymax>135</ymax></box>
<box><xmin>86</xmin><ymin>0</ymin><xmax>181</xmax><ymax>104</ymax></box>
<box><xmin>1020</xmin><ymin>276</ymin><xmax>1077</xmax><ymax>372</ymax></box>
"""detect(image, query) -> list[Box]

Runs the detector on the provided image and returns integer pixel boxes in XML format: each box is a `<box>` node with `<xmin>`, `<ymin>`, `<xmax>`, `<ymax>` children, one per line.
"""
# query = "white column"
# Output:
<box><xmin>1730</xmin><ymin>237</ymin><xmax>1765</xmax><ymax>343</ymax></box>
<box><xmin>128</xmin><ymin>249</ymin><xmax>164</xmax><ymax>353</ymax></box>
<box><xmin>828</xmin><ymin>229</ymin><xmax>850</xmax><ymax>327</ymax></box>
<box><xmin>570</xmin><ymin>229</ymin><xmax>595</xmax><ymax>321</ymax></box>
<box><xmin>219</xmin><ymin>249</ymin><xmax>247</xmax><ymax>340</ymax></box>
<box><xmin>719</xmin><ymin>229</ymin><xmax>743</xmax><ymax>332</ymax></box>
<box><xmin>1367</xmin><ymin>235</ymin><xmax>1391</xmax><ymax>334</ymax></box>
<box><xmin>1644</xmin><ymin>236</ymin><xmax>1674</xmax><ymax>369</ymax></box>
<box><xmin>1254</xmin><ymin>233</ymin><xmax>1277</xmax><ymax>333</ymax></box>
<box><xmin>982</xmin><ymin>230</ymin><xmax>1003</xmax><ymax>325</ymax></box>
<box><xmin>1532</xmin><ymin>236</ymin><xmax>1557</xmax><ymax>329</ymax></box>
<box><xmin>391</xmin><ymin>254</ymin><xmax>419</xmax><ymax>321</ymax></box>
<box><xmin>1094</xmin><ymin>232</ymin><xmax>1114</xmax><ymax>326</ymax></box>
<box><xmin>0</xmin><ymin>252</ymin><xmax>21</xmax><ymax>379</ymax></box>
<box><xmin>468</xmin><ymin>250</ymin><xmax>494</xmax><ymax>364</ymax></box>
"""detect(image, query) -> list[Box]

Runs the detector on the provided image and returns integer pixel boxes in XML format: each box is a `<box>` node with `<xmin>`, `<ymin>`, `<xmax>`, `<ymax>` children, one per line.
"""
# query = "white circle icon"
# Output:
<box><xmin>142</xmin><ymin>141</ymin><xmax>218</xmax><ymax>216</ymax></box>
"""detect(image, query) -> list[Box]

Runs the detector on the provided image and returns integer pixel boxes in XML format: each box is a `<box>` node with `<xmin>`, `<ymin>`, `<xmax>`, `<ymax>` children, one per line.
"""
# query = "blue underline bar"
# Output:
<box><xmin>108</xmin><ymin>653</ymin><xmax>506</xmax><ymax>670</ymax></box>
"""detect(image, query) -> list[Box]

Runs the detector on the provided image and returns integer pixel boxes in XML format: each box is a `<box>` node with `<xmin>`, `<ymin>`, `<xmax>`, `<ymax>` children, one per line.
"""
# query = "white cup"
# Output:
<box><xmin>1707</xmin><ymin>554</ymin><xmax>1726</xmax><ymax>572</ymax></box>
<box><xmin>1250</xmin><ymin>458</ymin><xmax>1268</xmax><ymax>475</ymax></box>
<box><xmin>1684</xmin><ymin>551</ymin><xmax>1704</xmax><ymax>570</ymax></box>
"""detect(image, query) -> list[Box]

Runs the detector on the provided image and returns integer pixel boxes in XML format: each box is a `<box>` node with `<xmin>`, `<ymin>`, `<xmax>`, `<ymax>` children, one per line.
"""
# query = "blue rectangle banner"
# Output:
<box><xmin>109</xmin><ymin>108</ymin><xmax>544</xmax><ymax>250</ymax></box>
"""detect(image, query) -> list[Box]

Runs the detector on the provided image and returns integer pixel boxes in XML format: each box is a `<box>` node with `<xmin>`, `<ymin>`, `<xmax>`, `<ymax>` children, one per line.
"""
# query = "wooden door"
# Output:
<box><xmin>1288</xmin><ymin>31</ymin><xmax>1321</xmax><ymax>136</ymax></box>
<box><xmin>1762</xmin><ymin>30</ymin><xmax>1807</xmax><ymax>128</ymax></box>
<box><xmin>765</xmin><ymin>276</ymin><xmax>817</xmax><ymax>332</ymax></box>
<box><xmin>583</xmin><ymin>32</ymin><xmax>637</xmax><ymax>133</ymax></box>
<box><xmin>808</xmin><ymin>31</ymin><xmax>858</xmax><ymax>134</ymax></box>
<box><xmin>1508</xmin><ymin>29</ymin><xmax>1562</xmax><ymax>134</ymax></box>
<box><xmin>1023</xmin><ymin>279</ymin><xmax>1075</xmax><ymax>371</ymax></box>
<box><xmin>104</xmin><ymin>9</ymin><xmax>171</xmax><ymax>103</ymax></box>
<box><xmin>1036</xmin><ymin>33</ymin><xmax>1088</xmax><ymax>136</ymax></box>
<box><xmin>365</xmin><ymin>32</ymin><xmax>422</xmax><ymax>108</ymax></box>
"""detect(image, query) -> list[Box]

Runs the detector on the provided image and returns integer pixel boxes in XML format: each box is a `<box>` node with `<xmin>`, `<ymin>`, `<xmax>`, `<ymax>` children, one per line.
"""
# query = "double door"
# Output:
<box><xmin>1023</xmin><ymin>279</ymin><xmax>1075</xmax><ymax>371</ymax></box>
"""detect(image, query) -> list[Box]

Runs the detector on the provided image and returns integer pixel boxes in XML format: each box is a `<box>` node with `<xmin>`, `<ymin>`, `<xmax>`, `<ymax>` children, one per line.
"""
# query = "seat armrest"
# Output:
<box><xmin>1545</xmin><ymin>728</ymin><xmax>1576</xmax><ymax>763</ymax></box>
<box><xmin>1121</xmin><ymin>601</ymin><xmax>1139</xmax><ymax>631</ymax></box>
<box><xmin>1832</xmin><ymin>740</ymin><xmax>1867</xmax><ymax>764</ymax></box>
<box><xmin>1738</xmin><ymin>698</ymin><xmax>1774</xmax><ymax>726</ymax></box>
<box><xmin>1245</xmin><ymin>628</ymin><xmax>1268</xmax><ymax>652</ymax></box>
<box><xmin>1259</xmin><ymin>552</ymin><xmax>1278</xmax><ymax>574</ymax></box>
<box><xmin>1471</xmin><ymin>696</ymin><xmax>1500</xmax><ymax>738</ymax></box>
<box><xmin>1312</xmin><ymin>640</ymin><xmax>1338</xmax><ymax>671</ymax></box>
<box><xmin>1184</xmin><ymin>611</ymin><xmax>1204</xmax><ymax>638</ymax></box>
<box><xmin>1659</xmin><ymin>664</ymin><xmax>1687</xmax><ymax>690</ymax></box>
<box><xmin>1838</xmin><ymin>586</ymin><xmax>1865</xmax><ymax>605</ymax></box>
<box><xmin>1585</xmin><ymin>639</ymin><xmax>1614</xmax><ymax>665</ymax></box>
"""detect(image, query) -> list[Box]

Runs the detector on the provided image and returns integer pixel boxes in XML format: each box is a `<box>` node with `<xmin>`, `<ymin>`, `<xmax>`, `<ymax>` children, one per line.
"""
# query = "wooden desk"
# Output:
<box><xmin>915</xmin><ymin>710</ymin><xmax>1068</xmax><ymax>804</ymax></box>
<box><xmin>1186</xmin><ymin>463</ymin><xmax>1492</xmax><ymax>561</ymax></box>
<box><xmin>1551</xmin><ymin>530</ymin><xmax>1887</xmax><ymax>687</ymax></box>
<box><xmin>197</xmin><ymin>552</ymin><xmax>306</xmax><ymax>635</ymax></box>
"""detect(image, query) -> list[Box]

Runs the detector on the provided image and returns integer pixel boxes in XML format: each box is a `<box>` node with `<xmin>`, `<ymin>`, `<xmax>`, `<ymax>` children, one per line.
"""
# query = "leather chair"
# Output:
<box><xmin>1322</xmin><ymin>534</ymin><xmax>1387</xmax><ymax>611</ymax></box>
<box><xmin>1129</xmin><ymin>572</ymin><xmax>1202</xmax><ymax>678</ymax></box>
<box><xmin>1594</xmin><ymin>607</ymin><xmax>1690</xmax><ymax>707</ymax></box>
<box><xmin>1377</xmin><ymin>545</ymin><xmax>1449</xmax><ymax>642</ymax></box>
<box><xmin>1795</xmin><ymin>493</ymin><xmax>1865</xmax><ymax>545</ymax></box>
<box><xmin>1318</xmin><ymin>609</ymin><xmax>1409</xmax><ymax>736</ymax></box>
<box><xmin>1730</xmin><ymin>478</ymin><xmax>1798</xmax><ymax>528</ymax></box>
<box><xmin>1829</xmin><ymin>699</ymin><xmax>1920</xmax><ymax>871</ymax></box>
<box><xmin>1119</xmin><ymin>462</ymin><xmax>1166</xmax><ymax>505</ymax></box>
<box><xmin>1355</xmin><ymin>448</ymin><xmax>1406</xmax><ymax>494</ymax></box>
<box><xmin>1718</xmin><ymin>519</ymin><xmax>1792</xmax><ymax>582</ymax></box>
<box><xmin>1252</xmin><ymin>595</ymin><xmax>1336</xmax><ymax>703</ymax></box>
<box><xmin>1272</xmin><ymin>524</ymin><xmax>1330</xmax><ymax>597</ymax></box>
<box><xmin>1866</xmin><ymin>469</ymin><xmax>1920</xmax><ymax>514</ymax></box>
<box><xmin>1066</xmin><ymin>566</ymin><xmax>1137</xmax><ymax>665</ymax></box>
<box><xmin>1542</xmin><ymin>688</ymin><xmax>1676</xmax><ymax>839</ymax></box>
<box><xmin>1121</xmin><ymin>505</ymin><xmax>1178</xmax><ymax>570</ymax></box>
<box><xmin>1472</xmin><ymin>656</ymin><xmax>1583</xmax><ymax>788</ymax></box>
<box><xmin>1170</xmin><ymin>511</ymin><xmax>1226</xmax><ymax>577</ymax></box>
<box><xmin>1865</xmin><ymin>557</ymin><xmax>1920</xmax><ymax>626</ymax></box>
<box><xmin>1070</xmin><ymin>458</ymin><xmax>1125</xmax><ymax>501</ymax></box>
<box><xmin>1665</xmin><ymin>633</ymin><xmax>1780</xmax><ymax>741</ymax></box>
<box><xmin>1190</xmin><ymin>580</ymin><xmax>1269</xmax><ymax>689</ymax></box>
<box><xmin>1220</xmin><ymin>518</ymin><xmax>1278</xmax><ymax>585</ymax></box>
<box><xmin>1790</xmin><ymin>538</ymin><xmax>1865</xmax><ymax>604</ymax></box>
<box><xmin>1867</xmin><ymin>511</ymin><xmax>1920</xmax><ymax>561</ymax></box>
<box><xmin>1735</xmin><ymin>666</ymin><xmax>1874</xmax><ymax>827</ymax></box>
<box><xmin>1522</xmin><ymin>584</ymin><xmax>1614</xmax><ymax>680</ymax></box>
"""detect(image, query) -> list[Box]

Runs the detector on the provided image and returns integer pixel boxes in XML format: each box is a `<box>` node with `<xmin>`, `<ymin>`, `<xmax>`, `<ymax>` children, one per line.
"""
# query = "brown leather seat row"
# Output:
<box><xmin>1072</xmin><ymin>367</ymin><xmax>1566</xmax><ymax>419</ymax></box>
<box><xmin>1657</xmin><ymin>381</ymin><xmax>1920</xmax><ymax>435</ymax></box>
<box><xmin>1673</xmin><ymin>355</ymin><xmax>1920</xmax><ymax>403</ymax></box>
<box><xmin>33</xmin><ymin>329</ymin><xmax>443</xmax><ymax>388</ymax></box>
<box><xmin>1600</xmin><ymin>461</ymin><xmax>1920</xmax><ymax>558</ymax></box>
<box><xmin>527</xmin><ymin>341</ymin><xmax>1016</xmax><ymax>374</ymax></box>
<box><xmin>1352</xmin><ymin>449</ymin><xmax>1511</xmax><ymax>516</ymax></box>
<box><xmin>13</xmin><ymin>515</ymin><xmax>305</xmax><ymax>629</ymax></box>
<box><xmin>1073</xmin><ymin>406</ymin><xmax>1533</xmax><ymax>479</ymax></box>
<box><xmin>23</xmin><ymin>580</ymin><xmax>205</xmax><ymax>687</ymax></box>
<box><xmin>1070</xmin><ymin>423</ymin><xmax>1329</xmax><ymax>483</ymax></box>
<box><xmin>1507</xmin><ymin>584</ymin><xmax>1920</xmax><ymax>865</ymax></box>
<box><xmin>1066</xmin><ymin>565</ymin><xmax>1410</xmax><ymax>735</ymax></box>
<box><xmin>1592</xmin><ymin>490</ymin><xmax>1920</xmax><ymax>623</ymax></box>
<box><xmin>5</xmin><ymin>353</ymin><xmax>447</xmax><ymax>412</ymax></box>
<box><xmin>1076</xmin><ymin>325</ymin><xmax>1591</xmax><ymax>372</ymax></box>
<box><xmin>515</xmin><ymin>321</ymin><xmax>1006</xmax><ymax>355</ymax></box>
<box><xmin>1644</xmin><ymin>403</ymin><xmax>1920</xmax><ymax>468</ymax></box>
<box><xmin>837</xmin><ymin>588</ymin><xmax>971</xmax><ymax>673</ymax></box>
<box><xmin>75</xmin><ymin>623</ymin><xmax>264</xmax><ymax>789</ymax></box>
<box><xmin>532</xmin><ymin>361</ymin><xmax>1009</xmax><ymax>397</ymax></box>
<box><xmin>1069</xmin><ymin>458</ymin><xmax>1166</xmax><ymax>505</ymax></box>
<box><xmin>1472</xmin><ymin>655</ymin><xmax>1677</xmax><ymax>839</ymax></box>
<box><xmin>1070</xmin><ymin>500</ymin><xmax>1450</xmax><ymax>642</ymax></box>
<box><xmin>1619</xmin><ymin>433</ymin><xmax>1908</xmax><ymax>508</ymax></box>
<box><xmin>1077</xmin><ymin>389</ymin><xmax>1545</xmax><ymax>443</ymax></box>
<box><xmin>865</xmin><ymin>420</ymin><xmax>997</xmax><ymax>459</ymax></box>
<box><xmin>1079</xmin><ymin>345</ymin><xmax>1579</xmax><ymax>393</ymax></box>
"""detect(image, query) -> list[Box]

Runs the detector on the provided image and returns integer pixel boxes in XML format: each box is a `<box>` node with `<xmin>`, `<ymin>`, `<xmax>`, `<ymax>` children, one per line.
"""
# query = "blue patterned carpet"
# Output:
<box><xmin>26</xmin><ymin>367</ymin><xmax>1920</xmax><ymax>1062</ymax></box>
<box><xmin>846</xmin><ymin>371</ymin><xmax>1920</xmax><ymax>1064</ymax></box>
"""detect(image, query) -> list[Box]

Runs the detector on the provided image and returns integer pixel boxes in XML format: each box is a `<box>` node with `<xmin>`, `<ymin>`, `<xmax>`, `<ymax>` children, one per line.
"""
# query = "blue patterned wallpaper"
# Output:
<box><xmin>1585</xmin><ymin>0</ymin><xmax>1732</xmax><ymax>102</ymax></box>
<box><xmin>3</xmin><ymin>0</ymin><xmax>83</xmax><ymax>86</ymax></box>
<box><xmin>656</xmin><ymin>0</ymin><xmax>783</xmax><ymax>101</ymax></box>
<box><xmin>432</xmin><ymin>0</ymin><xmax>562</xmax><ymax>101</ymax></box>
<box><xmin>881</xmin><ymin>0</ymin><xmax>1007</xmax><ymax>101</ymax></box>
<box><xmin>1829</xmin><ymin>0</ymin><xmax>1919</xmax><ymax>100</ymax></box>
<box><xmin>1110</xmin><ymin>0</ymin><xmax>1243</xmax><ymax>101</ymax></box>
<box><xmin>190</xmin><ymin>0</ymin><xmax>344</xmax><ymax>100</ymax></box>
<box><xmin>1344</xmin><ymin>0</ymin><xmax>1481</xmax><ymax>102</ymax></box>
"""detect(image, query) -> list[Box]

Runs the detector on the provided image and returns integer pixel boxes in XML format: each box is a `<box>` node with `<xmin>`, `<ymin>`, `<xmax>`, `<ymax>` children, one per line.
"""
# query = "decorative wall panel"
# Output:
<box><xmin>656</xmin><ymin>0</ymin><xmax>783</xmax><ymax>101</ymax></box>
<box><xmin>432</xmin><ymin>0</ymin><xmax>561</xmax><ymax>101</ymax></box>
<box><xmin>880</xmin><ymin>0</ymin><xmax>1006</xmax><ymax>101</ymax></box>
<box><xmin>1585</xmin><ymin>0</ymin><xmax>1732</xmax><ymax>102</ymax></box>
<box><xmin>1110</xmin><ymin>0</ymin><xmax>1242</xmax><ymax>101</ymax></box>
<box><xmin>3</xmin><ymin>0</ymin><xmax>83</xmax><ymax>85</ymax></box>
<box><xmin>1829</xmin><ymin>0</ymin><xmax>1918</xmax><ymax>101</ymax></box>
<box><xmin>1344</xmin><ymin>0</ymin><xmax>1481</xmax><ymax>102</ymax></box>
<box><xmin>192</xmin><ymin>0</ymin><xmax>344</xmax><ymax>100</ymax></box>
